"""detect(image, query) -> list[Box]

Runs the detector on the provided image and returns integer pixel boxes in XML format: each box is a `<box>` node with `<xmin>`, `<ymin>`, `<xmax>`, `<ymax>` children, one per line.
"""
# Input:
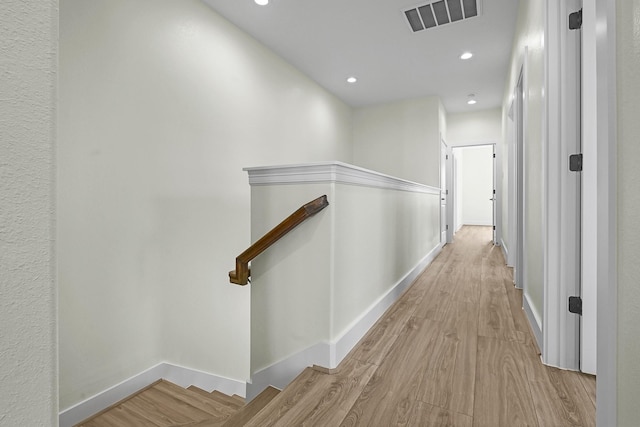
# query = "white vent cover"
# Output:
<box><xmin>404</xmin><ymin>0</ymin><xmax>481</xmax><ymax>32</ymax></box>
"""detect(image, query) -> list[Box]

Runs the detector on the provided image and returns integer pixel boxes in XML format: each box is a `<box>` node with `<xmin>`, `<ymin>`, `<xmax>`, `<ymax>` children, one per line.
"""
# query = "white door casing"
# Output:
<box><xmin>440</xmin><ymin>140</ymin><xmax>448</xmax><ymax>244</ymax></box>
<box><xmin>543</xmin><ymin>0</ymin><xmax>582</xmax><ymax>371</ymax></box>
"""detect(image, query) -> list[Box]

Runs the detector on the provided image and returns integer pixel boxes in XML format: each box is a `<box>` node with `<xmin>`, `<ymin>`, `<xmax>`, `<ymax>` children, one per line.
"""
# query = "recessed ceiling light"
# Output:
<box><xmin>460</xmin><ymin>52</ymin><xmax>473</xmax><ymax>60</ymax></box>
<box><xmin>255</xmin><ymin>0</ymin><xmax>268</xmax><ymax>5</ymax></box>
<box><xmin>467</xmin><ymin>94</ymin><xmax>477</xmax><ymax>105</ymax></box>
<box><xmin>347</xmin><ymin>76</ymin><xmax>357</xmax><ymax>83</ymax></box>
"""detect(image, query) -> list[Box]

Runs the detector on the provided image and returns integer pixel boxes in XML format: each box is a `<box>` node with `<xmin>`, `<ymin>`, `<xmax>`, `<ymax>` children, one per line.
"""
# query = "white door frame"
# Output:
<box><xmin>440</xmin><ymin>139</ymin><xmax>449</xmax><ymax>244</ymax></box>
<box><xmin>446</xmin><ymin>144</ymin><xmax>454</xmax><ymax>243</ymax></box>
<box><xmin>507</xmin><ymin>1</ymin><xmax>616</xmax><ymax>423</ymax></box>
<box><xmin>543</xmin><ymin>0</ymin><xmax>582</xmax><ymax>372</ymax></box>
<box><xmin>448</xmin><ymin>142</ymin><xmax>499</xmax><ymax>243</ymax></box>
<box><xmin>493</xmin><ymin>143</ymin><xmax>501</xmax><ymax>246</ymax></box>
<box><xmin>587</xmin><ymin>0</ymin><xmax>616</xmax><ymax>424</ymax></box>
<box><xmin>512</xmin><ymin>60</ymin><xmax>527</xmax><ymax>295</ymax></box>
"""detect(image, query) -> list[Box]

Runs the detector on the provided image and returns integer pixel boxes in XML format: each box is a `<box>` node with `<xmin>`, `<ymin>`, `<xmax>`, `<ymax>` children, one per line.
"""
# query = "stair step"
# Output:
<box><xmin>75</xmin><ymin>380</ymin><xmax>237</xmax><ymax>427</ymax></box>
<box><xmin>185</xmin><ymin>386</ymin><xmax>244</xmax><ymax>410</ymax></box>
<box><xmin>242</xmin><ymin>368</ymin><xmax>315</xmax><ymax>426</ymax></box>
<box><xmin>221</xmin><ymin>386</ymin><xmax>280</xmax><ymax>427</ymax></box>
<box><xmin>153</xmin><ymin>380</ymin><xmax>236</xmax><ymax>422</ymax></box>
<box><xmin>187</xmin><ymin>385</ymin><xmax>214</xmax><ymax>398</ymax></box>
<box><xmin>242</xmin><ymin>359</ymin><xmax>375</xmax><ymax>427</ymax></box>
<box><xmin>209</xmin><ymin>391</ymin><xmax>244</xmax><ymax>410</ymax></box>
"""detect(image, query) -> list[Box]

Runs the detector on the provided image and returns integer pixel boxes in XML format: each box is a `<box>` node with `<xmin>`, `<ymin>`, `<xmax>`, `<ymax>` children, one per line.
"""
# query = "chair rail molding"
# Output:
<box><xmin>244</xmin><ymin>161</ymin><xmax>440</xmax><ymax>194</ymax></box>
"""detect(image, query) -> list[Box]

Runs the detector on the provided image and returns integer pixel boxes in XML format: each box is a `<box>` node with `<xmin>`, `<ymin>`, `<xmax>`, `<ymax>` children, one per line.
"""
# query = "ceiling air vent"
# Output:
<box><xmin>404</xmin><ymin>0</ymin><xmax>481</xmax><ymax>32</ymax></box>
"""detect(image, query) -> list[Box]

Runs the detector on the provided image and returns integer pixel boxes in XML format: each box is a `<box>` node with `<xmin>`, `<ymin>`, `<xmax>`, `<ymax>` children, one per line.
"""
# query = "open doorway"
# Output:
<box><xmin>451</xmin><ymin>144</ymin><xmax>495</xmax><ymax>242</ymax></box>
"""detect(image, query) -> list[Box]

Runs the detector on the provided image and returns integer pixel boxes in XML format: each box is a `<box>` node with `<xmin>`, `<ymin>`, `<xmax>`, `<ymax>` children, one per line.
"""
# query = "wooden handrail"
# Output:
<box><xmin>229</xmin><ymin>195</ymin><xmax>329</xmax><ymax>285</ymax></box>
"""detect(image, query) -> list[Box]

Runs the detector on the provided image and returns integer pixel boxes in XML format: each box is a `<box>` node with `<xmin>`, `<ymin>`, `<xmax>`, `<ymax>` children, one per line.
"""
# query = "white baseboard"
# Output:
<box><xmin>59</xmin><ymin>363</ymin><xmax>246</xmax><ymax>427</ymax></box>
<box><xmin>62</xmin><ymin>243</ymin><xmax>445</xmax><ymax>420</ymax></box>
<box><xmin>523</xmin><ymin>293</ymin><xmax>543</xmax><ymax>351</ymax></box>
<box><xmin>246</xmin><ymin>342</ymin><xmax>325</xmax><ymax>401</ymax></box>
<box><xmin>330</xmin><ymin>243</ymin><xmax>442</xmax><ymax>366</ymax></box>
<box><xmin>461</xmin><ymin>220</ymin><xmax>493</xmax><ymax>226</ymax></box>
<box><xmin>500</xmin><ymin>238</ymin><xmax>510</xmax><ymax>266</ymax></box>
<box><xmin>246</xmin><ymin>243</ymin><xmax>442</xmax><ymax>401</ymax></box>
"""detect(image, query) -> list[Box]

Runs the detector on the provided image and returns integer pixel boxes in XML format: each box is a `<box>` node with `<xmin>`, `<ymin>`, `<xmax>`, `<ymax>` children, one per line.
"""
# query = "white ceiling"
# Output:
<box><xmin>203</xmin><ymin>0</ymin><xmax>520</xmax><ymax>113</ymax></box>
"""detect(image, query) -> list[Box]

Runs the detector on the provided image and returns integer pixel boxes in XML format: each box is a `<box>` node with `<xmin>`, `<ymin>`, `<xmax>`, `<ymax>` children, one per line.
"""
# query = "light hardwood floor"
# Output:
<box><xmin>79</xmin><ymin>226</ymin><xmax>595</xmax><ymax>426</ymax></box>
<box><xmin>249</xmin><ymin>226</ymin><xmax>596</xmax><ymax>426</ymax></box>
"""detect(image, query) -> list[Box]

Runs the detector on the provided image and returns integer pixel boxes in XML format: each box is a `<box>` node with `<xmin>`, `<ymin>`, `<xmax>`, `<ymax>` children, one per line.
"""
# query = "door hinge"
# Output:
<box><xmin>446</xmin><ymin>224</ymin><xmax>449</xmax><ymax>230</ymax></box>
<box><xmin>569</xmin><ymin>296</ymin><xmax>582</xmax><ymax>315</ymax></box>
<box><xmin>493</xmin><ymin>189</ymin><xmax>496</xmax><ymax>195</ymax></box>
<box><xmin>446</xmin><ymin>154</ymin><xmax>449</xmax><ymax>160</ymax></box>
<box><xmin>446</xmin><ymin>189</ymin><xmax>449</xmax><ymax>195</ymax></box>
<box><xmin>569</xmin><ymin>9</ymin><xmax>583</xmax><ymax>30</ymax></box>
<box><xmin>493</xmin><ymin>153</ymin><xmax>496</xmax><ymax>158</ymax></box>
<box><xmin>493</xmin><ymin>226</ymin><xmax>496</xmax><ymax>230</ymax></box>
<box><xmin>569</xmin><ymin>154</ymin><xmax>583</xmax><ymax>172</ymax></box>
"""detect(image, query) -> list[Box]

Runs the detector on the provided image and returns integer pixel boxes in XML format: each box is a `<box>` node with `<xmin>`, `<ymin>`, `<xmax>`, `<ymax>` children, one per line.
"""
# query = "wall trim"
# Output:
<box><xmin>500</xmin><ymin>238</ymin><xmax>511</xmax><ymax>267</ymax></box>
<box><xmin>331</xmin><ymin>243</ymin><xmax>443</xmax><ymax>366</ymax></box>
<box><xmin>58</xmin><ymin>363</ymin><xmax>246</xmax><ymax>427</ymax></box>
<box><xmin>523</xmin><ymin>293</ymin><xmax>543</xmax><ymax>353</ymax></box>
<box><xmin>244</xmin><ymin>161</ymin><xmax>440</xmax><ymax>194</ymax></box>
<box><xmin>246</xmin><ymin>242</ymin><xmax>443</xmax><ymax>401</ymax></box>
<box><xmin>461</xmin><ymin>220</ymin><xmax>493</xmax><ymax>226</ymax></box>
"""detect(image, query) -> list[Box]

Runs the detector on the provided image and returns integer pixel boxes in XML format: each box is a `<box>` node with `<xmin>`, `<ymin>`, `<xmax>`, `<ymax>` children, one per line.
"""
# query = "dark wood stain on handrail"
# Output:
<box><xmin>229</xmin><ymin>195</ymin><xmax>329</xmax><ymax>285</ymax></box>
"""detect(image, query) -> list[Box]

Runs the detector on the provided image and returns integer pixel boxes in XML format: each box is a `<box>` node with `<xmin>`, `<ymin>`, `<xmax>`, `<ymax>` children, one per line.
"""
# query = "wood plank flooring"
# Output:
<box><xmin>77</xmin><ymin>226</ymin><xmax>595</xmax><ymax>427</ymax></box>
<box><xmin>252</xmin><ymin>226</ymin><xmax>596</xmax><ymax>426</ymax></box>
<box><xmin>77</xmin><ymin>380</ymin><xmax>239</xmax><ymax>427</ymax></box>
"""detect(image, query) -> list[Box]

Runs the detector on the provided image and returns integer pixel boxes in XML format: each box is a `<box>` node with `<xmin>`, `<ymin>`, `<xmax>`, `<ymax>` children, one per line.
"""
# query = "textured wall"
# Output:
<box><xmin>617</xmin><ymin>0</ymin><xmax>640</xmax><ymax>424</ymax></box>
<box><xmin>0</xmin><ymin>1</ymin><xmax>58</xmax><ymax>425</ymax></box>
<box><xmin>59</xmin><ymin>0</ymin><xmax>352</xmax><ymax>410</ymax></box>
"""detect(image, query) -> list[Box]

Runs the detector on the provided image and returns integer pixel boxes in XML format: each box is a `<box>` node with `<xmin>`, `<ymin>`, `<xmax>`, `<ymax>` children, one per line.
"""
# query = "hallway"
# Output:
<box><xmin>244</xmin><ymin>226</ymin><xmax>596</xmax><ymax>426</ymax></box>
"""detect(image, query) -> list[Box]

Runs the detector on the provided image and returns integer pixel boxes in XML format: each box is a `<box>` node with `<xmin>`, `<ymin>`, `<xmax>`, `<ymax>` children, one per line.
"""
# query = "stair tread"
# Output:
<box><xmin>153</xmin><ymin>381</ymin><xmax>236</xmax><ymax>421</ymax></box>
<box><xmin>221</xmin><ymin>386</ymin><xmax>280</xmax><ymax>427</ymax></box>
<box><xmin>209</xmin><ymin>391</ymin><xmax>244</xmax><ymax>410</ymax></box>
<box><xmin>185</xmin><ymin>386</ymin><xmax>244</xmax><ymax>411</ymax></box>
<box><xmin>243</xmin><ymin>359</ymin><xmax>376</xmax><ymax>427</ymax></box>
<box><xmin>187</xmin><ymin>385</ymin><xmax>213</xmax><ymax>398</ymax></box>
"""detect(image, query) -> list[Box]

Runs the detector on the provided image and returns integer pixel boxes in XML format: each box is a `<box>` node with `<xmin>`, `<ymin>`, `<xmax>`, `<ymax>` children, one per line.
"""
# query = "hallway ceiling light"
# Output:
<box><xmin>255</xmin><ymin>0</ymin><xmax>268</xmax><ymax>5</ymax></box>
<box><xmin>467</xmin><ymin>94</ymin><xmax>477</xmax><ymax>105</ymax></box>
<box><xmin>460</xmin><ymin>52</ymin><xmax>473</xmax><ymax>60</ymax></box>
<box><xmin>347</xmin><ymin>76</ymin><xmax>358</xmax><ymax>83</ymax></box>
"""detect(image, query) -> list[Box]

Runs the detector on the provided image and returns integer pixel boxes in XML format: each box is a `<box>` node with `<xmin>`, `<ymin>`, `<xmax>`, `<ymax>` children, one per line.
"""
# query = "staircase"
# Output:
<box><xmin>74</xmin><ymin>380</ymin><xmax>281</xmax><ymax>427</ymax></box>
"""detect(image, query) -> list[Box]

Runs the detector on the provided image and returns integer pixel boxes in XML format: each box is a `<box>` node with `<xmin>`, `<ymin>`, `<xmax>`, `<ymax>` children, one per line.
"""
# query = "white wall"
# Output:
<box><xmin>447</xmin><ymin>109</ymin><xmax>500</xmax><ymax>237</ymax></box>
<box><xmin>617</xmin><ymin>0</ymin><xmax>640</xmax><ymax>423</ymax></box>
<box><xmin>332</xmin><ymin>183</ymin><xmax>440</xmax><ymax>337</ymax></box>
<box><xmin>248</xmin><ymin>163</ymin><xmax>441</xmax><ymax>379</ymax></box>
<box><xmin>501</xmin><ymin>0</ymin><xmax>546</xmax><ymax>334</ymax></box>
<box><xmin>447</xmin><ymin>108</ymin><xmax>502</xmax><ymax>146</ymax></box>
<box><xmin>58</xmin><ymin>0</ymin><xmax>353</xmax><ymax>410</ymax></box>
<box><xmin>353</xmin><ymin>97</ymin><xmax>443</xmax><ymax>187</ymax></box>
<box><xmin>0</xmin><ymin>1</ymin><xmax>59</xmax><ymax>425</ymax></box>
<box><xmin>250</xmin><ymin>183</ymin><xmax>333</xmax><ymax>374</ymax></box>
<box><xmin>454</xmin><ymin>146</ymin><xmax>494</xmax><ymax>227</ymax></box>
